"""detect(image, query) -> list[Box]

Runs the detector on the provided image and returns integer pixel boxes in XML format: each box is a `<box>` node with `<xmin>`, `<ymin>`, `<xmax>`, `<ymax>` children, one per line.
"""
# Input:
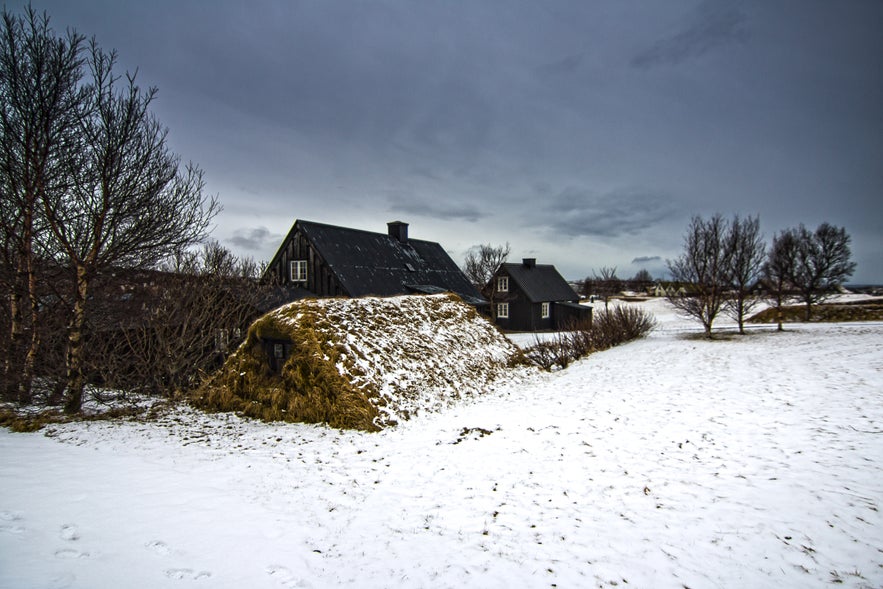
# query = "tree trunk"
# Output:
<box><xmin>4</xmin><ymin>286</ymin><xmax>24</xmax><ymax>398</ymax></box>
<box><xmin>804</xmin><ymin>300</ymin><xmax>812</xmax><ymax>322</ymax></box>
<box><xmin>63</xmin><ymin>264</ymin><xmax>90</xmax><ymax>414</ymax></box>
<box><xmin>20</xmin><ymin>237</ymin><xmax>41</xmax><ymax>403</ymax></box>
<box><xmin>736</xmin><ymin>298</ymin><xmax>745</xmax><ymax>334</ymax></box>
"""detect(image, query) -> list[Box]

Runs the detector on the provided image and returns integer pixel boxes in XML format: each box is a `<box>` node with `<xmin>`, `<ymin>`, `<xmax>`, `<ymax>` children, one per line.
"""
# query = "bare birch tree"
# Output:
<box><xmin>42</xmin><ymin>43</ymin><xmax>218</xmax><ymax>413</ymax></box>
<box><xmin>0</xmin><ymin>7</ymin><xmax>84</xmax><ymax>401</ymax></box>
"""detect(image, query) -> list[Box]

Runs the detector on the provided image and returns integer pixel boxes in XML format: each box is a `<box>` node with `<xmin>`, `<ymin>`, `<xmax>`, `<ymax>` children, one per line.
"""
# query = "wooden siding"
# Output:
<box><xmin>270</xmin><ymin>230</ymin><xmax>345</xmax><ymax>297</ymax></box>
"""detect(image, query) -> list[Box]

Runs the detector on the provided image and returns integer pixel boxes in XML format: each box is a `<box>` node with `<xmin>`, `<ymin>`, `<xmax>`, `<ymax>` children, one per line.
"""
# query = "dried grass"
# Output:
<box><xmin>192</xmin><ymin>294</ymin><xmax>521</xmax><ymax>431</ymax></box>
<box><xmin>749</xmin><ymin>300</ymin><xmax>883</xmax><ymax>324</ymax></box>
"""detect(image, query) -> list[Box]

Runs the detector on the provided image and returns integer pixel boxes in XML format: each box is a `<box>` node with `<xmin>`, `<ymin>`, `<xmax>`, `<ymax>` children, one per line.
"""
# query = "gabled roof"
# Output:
<box><xmin>279</xmin><ymin>220</ymin><xmax>483</xmax><ymax>302</ymax></box>
<box><xmin>499</xmin><ymin>261</ymin><xmax>578</xmax><ymax>303</ymax></box>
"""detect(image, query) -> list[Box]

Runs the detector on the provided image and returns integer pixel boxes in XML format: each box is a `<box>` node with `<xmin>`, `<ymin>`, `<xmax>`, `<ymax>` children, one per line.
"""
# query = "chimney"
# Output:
<box><xmin>523</xmin><ymin>258</ymin><xmax>536</xmax><ymax>268</ymax></box>
<box><xmin>387</xmin><ymin>221</ymin><xmax>409</xmax><ymax>244</ymax></box>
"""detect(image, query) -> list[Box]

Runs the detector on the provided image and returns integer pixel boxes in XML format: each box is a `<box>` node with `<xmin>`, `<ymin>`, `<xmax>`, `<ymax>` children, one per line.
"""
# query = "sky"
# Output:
<box><xmin>17</xmin><ymin>0</ymin><xmax>883</xmax><ymax>283</ymax></box>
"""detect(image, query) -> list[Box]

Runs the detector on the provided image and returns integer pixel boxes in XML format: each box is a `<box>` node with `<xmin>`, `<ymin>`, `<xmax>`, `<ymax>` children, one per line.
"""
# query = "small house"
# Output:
<box><xmin>486</xmin><ymin>258</ymin><xmax>591</xmax><ymax>331</ymax></box>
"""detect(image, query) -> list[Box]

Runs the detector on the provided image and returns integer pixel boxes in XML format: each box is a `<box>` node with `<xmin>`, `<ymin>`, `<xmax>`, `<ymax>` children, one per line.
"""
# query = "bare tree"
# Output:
<box><xmin>789</xmin><ymin>223</ymin><xmax>856</xmax><ymax>321</ymax></box>
<box><xmin>724</xmin><ymin>215</ymin><xmax>765</xmax><ymax>333</ymax></box>
<box><xmin>87</xmin><ymin>242</ymin><xmax>269</xmax><ymax>397</ymax></box>
<box><xmin>666</xmin><ymin>214</ymin><xmax>732</xmax><ymax>338</ymax></box>
<box><xmin>763</xmin><ymin>229</ymin><xmax>797</xmax><ymax>331</ymax></box>
<box><xmin>0</xmin><ymin>7</ymin><xmax>84</xmax><ymax>401</ymax></box>
<box><xmin>463</xmin><ymin>243</ymin><xmax>510</xmax><ymax>291</ymax></box>
<box><xmin>632</xmin><ymin>268</ymin><xmax>652</xmax><ymax>283</ymax></box>
<box><xmin>42</xmin><ymin>43</ymin><xmax>218</xmax><ymax>413</ymax></box>
<box><xmin>625</xmin><ymin>268</ymin><xmax>653</xmax><ymax>296</ymax></box>
<box><xmin>588</xmin><ymin>266</ymin><xmax>621</xmax><ymax>310</ymax></box>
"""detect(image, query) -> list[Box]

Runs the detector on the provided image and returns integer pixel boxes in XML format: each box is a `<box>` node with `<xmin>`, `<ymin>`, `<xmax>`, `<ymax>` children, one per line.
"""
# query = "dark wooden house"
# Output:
<box><xmin>486</xmin><ymin>258</ymin><xmax>591</xmax><ymax>331</ymax></box>
<box><xmin>263</xmin><ymin>220</ymin><xmax>485</xmax><ymax>304</ymax></box>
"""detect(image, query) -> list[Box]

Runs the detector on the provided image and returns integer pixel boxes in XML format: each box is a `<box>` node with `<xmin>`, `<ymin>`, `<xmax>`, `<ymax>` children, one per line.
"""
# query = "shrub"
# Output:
<box><xmin>593</xmin><ymin>305</ymin><xmax>657</xmax><ymax>347</ymax></box>
<box><xmin>523</xmin><ymin>337</ymin><xmax>571</xmax><ymax>371</ymax></box>
<box><xmin>523</xmin><ymin>306</ymin><xmax>655</xmax><ymax>371</ymax></box>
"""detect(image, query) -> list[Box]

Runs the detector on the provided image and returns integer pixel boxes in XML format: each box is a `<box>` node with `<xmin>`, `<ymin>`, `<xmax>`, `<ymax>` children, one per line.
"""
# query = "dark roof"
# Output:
<box><xmin>554</xmin><ymin>301</ymin><xmax>591</xmax><ymax>311</ymax></box>
<box><xmin>499</xmin><ymin>261</ymin><xmax>578</xmax><ymax>303</ymax></box>
<box><xmin>293</xmin><ymin>220</ymin><xmax>483</xmax><ymax>301</ymax></box>
<box><xmin>254</xmin><ymin>284</ymin><xmax>315</xmax><ymax>314</ymax></box>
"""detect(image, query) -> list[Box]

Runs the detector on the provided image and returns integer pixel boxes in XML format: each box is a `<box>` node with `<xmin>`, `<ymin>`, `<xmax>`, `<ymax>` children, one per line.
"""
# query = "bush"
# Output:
<box><xmin>523</xmin><ymin>306</ymin><xmax>655</xmax><ymax>371</ymax></box>
<box><xmin>523</xmin><ymin>337</ymin><xmax>572</xmax><ymax>371</ymax></box>
<box><xmin>593</xmin><ymin>305</ymin><xmax>657</xmax><ymax>347</ymax></box>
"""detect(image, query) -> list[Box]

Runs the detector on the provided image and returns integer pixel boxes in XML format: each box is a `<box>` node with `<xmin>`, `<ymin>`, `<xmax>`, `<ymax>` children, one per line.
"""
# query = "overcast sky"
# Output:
<box><xmin>22</xmin><ymin>0</ymin><xmax>883</xmax><ymax>282</ymax></box>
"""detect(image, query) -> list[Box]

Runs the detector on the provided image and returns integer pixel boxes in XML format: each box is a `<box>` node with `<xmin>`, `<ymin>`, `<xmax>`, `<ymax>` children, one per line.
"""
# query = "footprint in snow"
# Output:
<box><xmin>55</xmin><ymin>548</ymin><xmax>89</xmax><ymax>559</ymax></box>
<box><xmin>0</xmin><ymin>510</ymin><xmax>25</xmax><ymax>534</ymax></box>
<box><xmin>164</xmin><ymin>568</ymin><xmax>212</xmax><ymax>581</ymax></box>
<box><xmin>47</xmin><ymin>573</ymin><xmax>76</xmax><ymax>589</ymax></box>
<box><xmin>145</xmin><ymin>539</ymin><xmax>172</xmax><ymax>556</ymax></box>
<box><xmin>266</xmin><ymin>565</ymin><xmax>303</xmax><ymax>586</ymax></box>
<box><xmin>60</xmin><ymin>524</ymin><xmax>80</xmax><ymax>541</ymax></box>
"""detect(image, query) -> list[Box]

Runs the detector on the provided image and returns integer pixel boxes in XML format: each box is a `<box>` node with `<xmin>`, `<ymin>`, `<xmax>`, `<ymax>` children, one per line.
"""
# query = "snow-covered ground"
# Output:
<box><xmin>1</xmin><ymin>299</ymin><xmax>882</xmax><ymax>588</ymax></box>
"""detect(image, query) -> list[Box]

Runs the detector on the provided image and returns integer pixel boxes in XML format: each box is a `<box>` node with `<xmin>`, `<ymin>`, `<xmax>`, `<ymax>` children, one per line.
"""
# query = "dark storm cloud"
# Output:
<box><xmin>536</xmin><ymin>187</ymin><xmax>683</xmax><ymax>239</ymax></box>
<box><xmin>631</xmin><ymin>1</ymin><xmax>748</xmax><ymax>69</ymax></box>
<box><xmin>21</xmin><ymin>0</ymin><xmax>883</xmax><ymax>282</ymax></box>
<box><xmin>632</xmin><ymin>256</ymin><xmax>662</xmax><ymax>264</ymax></box>
<box><xmin>227</xmin><ymin>227</ymin><xmax>282</xmax><ymax>252</ymax></box>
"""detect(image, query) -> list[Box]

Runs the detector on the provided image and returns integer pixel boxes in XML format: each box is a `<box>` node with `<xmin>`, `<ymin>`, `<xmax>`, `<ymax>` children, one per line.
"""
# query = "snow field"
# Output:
<box><xmin>1</xmin><ymin>300</ymin><xmax>881</xmax><ymax>588</ymax></box>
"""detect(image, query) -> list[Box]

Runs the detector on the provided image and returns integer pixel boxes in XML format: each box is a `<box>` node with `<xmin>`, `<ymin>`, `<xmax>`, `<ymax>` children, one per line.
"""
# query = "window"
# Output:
<box><xmin>541</xmin><ymin>302</ymin><xmax>550</xmax><ymax>318</ymax></box>
<box><xmin>497</xmin><ymin>276</ymin><xmax>508</xmax><ymax>292</ymax></box>
<box><xmin>497</xmin><ymin>302</ymin><xmax>509</xmax><ymax>319</ymax></box>
<box><xmin>215</xmin><ymin>329</ymin><xmax>229</xmax><ymax>352</ymax></box>
<box><xmin>290</xmin><ymin>260</ymin><xmax>307</xmax><ymax>282</ymax></box>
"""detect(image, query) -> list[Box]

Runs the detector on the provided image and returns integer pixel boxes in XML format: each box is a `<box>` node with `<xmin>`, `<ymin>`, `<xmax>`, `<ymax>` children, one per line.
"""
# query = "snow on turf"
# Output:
<box><xmin>1</xmin><ymin>300</ymin><xmax>882</xmax><ymax>588</ymax></box>
<box><xmin>200</xmin><ymin>293</ymin><xmax>524</xmax><ymax>429</ymax></box>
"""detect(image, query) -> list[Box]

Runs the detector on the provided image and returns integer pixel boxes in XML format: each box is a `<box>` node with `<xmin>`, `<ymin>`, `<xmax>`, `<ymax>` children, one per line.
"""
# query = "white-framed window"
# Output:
<box><xmin>290</xmin><ymin>260</ymin><xmax>308</xmax><ymax>282</ymax></box>
<box><xmin>497</xmin><ymin>302</ymin><xmax>509</xmax><ymax>319</ymax></box>
<box><xmin>497</xmin><ymin>276</ymin><xmax>508</xmax><ymax>292</ymax></box>
<box><xmin>541</xmin><ymin>302</ymin><xmax>550</xmax><ymax>318</ymax></box>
